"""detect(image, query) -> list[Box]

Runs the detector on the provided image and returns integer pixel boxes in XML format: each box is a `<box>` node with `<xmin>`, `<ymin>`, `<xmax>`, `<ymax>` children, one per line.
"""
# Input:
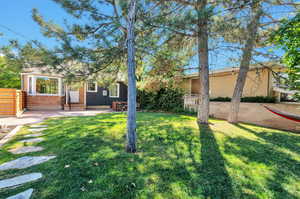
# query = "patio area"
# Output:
<box><xmin>0</xmin><ymin>109</ymin><xmax>113</xmax><ymax>126</ymax></box>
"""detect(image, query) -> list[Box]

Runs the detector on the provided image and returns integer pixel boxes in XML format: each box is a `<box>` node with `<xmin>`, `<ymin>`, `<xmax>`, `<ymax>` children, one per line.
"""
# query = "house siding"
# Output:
<box><xmin>186</xmin><ymin>68</ymin><xmax>271</xmax><ymax>98</ymax></box>
<box><xmin>27</xmin><ymin>95</ymin><xmax>64</xmax><ymax>110</ymax></box>
<box><xmin>86</xmin><ymin>82</ymin><xmax>127</xmax><ymax>106</ymax></box>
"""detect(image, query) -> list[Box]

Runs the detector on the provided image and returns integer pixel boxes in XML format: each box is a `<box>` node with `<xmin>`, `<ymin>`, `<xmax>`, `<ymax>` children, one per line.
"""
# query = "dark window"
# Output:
<box><xmin>87</xmin><ymin>82</ymin><xmax>97</xmax><ymax>92</ymax></box>
<box><xmin>36</xmin><ymin>77</ymin><xmax>58</xmax><ymax>94</ymax></box>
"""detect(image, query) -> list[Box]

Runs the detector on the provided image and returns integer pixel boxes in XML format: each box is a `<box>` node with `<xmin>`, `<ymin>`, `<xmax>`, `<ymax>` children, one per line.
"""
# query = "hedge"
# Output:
<box><xmin>138</xmin><ymin>89</ymin><xmax>276</xmax><ymax>114</ymax></box>
<box><xmin>137</xmin><ymin>88</ymin><xmax>185</xmax><ymax>112</ymax></box>
<box><xmin>210</xmin><ymin>96</ymin><xmax>276</xmax><ymax>103</ymax></box>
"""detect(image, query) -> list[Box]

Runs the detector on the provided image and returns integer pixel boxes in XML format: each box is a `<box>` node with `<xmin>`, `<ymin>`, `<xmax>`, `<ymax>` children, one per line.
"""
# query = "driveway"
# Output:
<box><xmin>0</xmin><ymin>109</ymin><xmax>113</xmax><ymax>126</ymax></box>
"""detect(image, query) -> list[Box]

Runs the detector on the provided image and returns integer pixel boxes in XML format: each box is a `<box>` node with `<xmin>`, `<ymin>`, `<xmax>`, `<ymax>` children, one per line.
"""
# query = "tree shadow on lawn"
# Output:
<box><xmin>197</xmin><ymin>124</ymin><xmax>235</xmax><ymax>199</ymax></box>
<box><xmin>138</xmin><ymin>121</ymin><xmax>235</xmax><ymax>198</ymax></box>
<box><xmin>227</xmin><ymin>124</ymin><xmax>300</xmax><ymax>199</ymax></box>
<box><xmin>1</xmin><ymin>113</ymin><xmax>234</xmax><ymax>199</ymax></box>
<box><xmin>242</xmin><ymin>124</ymin><xmax>300</xmax><ymax>155</ymax></box>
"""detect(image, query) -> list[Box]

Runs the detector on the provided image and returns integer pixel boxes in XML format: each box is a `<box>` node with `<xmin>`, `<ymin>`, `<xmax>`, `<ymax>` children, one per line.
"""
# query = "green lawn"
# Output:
<box><xmin>0</xmin><ymin>112</ymin><xmax>300</xmax><ymax>199</ymax></box>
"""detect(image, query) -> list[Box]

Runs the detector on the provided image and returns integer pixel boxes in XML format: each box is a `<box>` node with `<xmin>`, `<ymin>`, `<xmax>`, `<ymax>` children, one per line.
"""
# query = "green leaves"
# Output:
<box><xmin>0</xmin><ymin>56</ymin><xmax>21</xmax><ymax>89</ymax></box>
<box><xmin>270</xmin><ymin>13</ymin><xmax>300</xmax><ymax>98</ymax></box>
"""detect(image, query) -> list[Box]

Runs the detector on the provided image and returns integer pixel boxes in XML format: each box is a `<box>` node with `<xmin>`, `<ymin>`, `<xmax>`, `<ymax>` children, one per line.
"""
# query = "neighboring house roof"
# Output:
<box><xmin>183</xmin><ymin>63</ymin><xmax>286</xmax><ymax>79</ymax></box>
<box><xmin>21</xmin><ymin>66</ymin><xmax>126</xmax><ymax>82</ymax></box>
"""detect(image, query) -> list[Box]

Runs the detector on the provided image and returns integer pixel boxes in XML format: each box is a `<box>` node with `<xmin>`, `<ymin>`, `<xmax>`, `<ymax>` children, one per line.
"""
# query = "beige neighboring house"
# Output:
<box><xmin>181</xmin><ymin>64</ymin><xmax>300</xmax><ymax>132</ymax></box>
<box><xmin>182</xmin><ymin>64</ymin><xmax>289</xmax><ymax>101</ymax></box>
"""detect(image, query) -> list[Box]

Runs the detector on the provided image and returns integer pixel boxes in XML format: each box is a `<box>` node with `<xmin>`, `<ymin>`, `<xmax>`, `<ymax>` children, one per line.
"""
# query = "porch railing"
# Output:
<box><xmin>183</xmin><ymin>94</ymin><xmax>199</xmax><ymax>111</ymax></box>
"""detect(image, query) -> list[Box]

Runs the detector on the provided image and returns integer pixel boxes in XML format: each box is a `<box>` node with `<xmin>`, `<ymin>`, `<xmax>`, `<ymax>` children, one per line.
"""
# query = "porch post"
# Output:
<box><xmin>83</xmin><ymin>82</ymin><xmax>87</xmax><ymax>108</ymax></box>
<box><xmin>65</xmin><ymin>84</ymin><xmax>69</xmax><ymax>105</ymax></box>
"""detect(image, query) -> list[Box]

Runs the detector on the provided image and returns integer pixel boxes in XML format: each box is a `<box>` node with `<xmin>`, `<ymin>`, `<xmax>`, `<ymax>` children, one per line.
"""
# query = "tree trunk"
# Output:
<box><xmin>197</xmin><ymin>0</ymin><xmax>210</xmax><ymax>124</ymax></box>
<box><xmin>228</xmin><ymin>4</ymin><xmax>262</xmax><ymax>123</ymax></box>
<box><xmin>126</xmin><ymin>0</ymin><xmax>137</xmax><ymax>153</ymax></box>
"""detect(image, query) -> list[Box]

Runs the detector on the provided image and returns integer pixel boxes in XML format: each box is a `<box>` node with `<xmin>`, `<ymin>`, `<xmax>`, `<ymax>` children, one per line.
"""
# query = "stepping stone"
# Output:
<box><xmin>24</xmin><ymin>133</ymin><xmax>43</xmax><ymax>138</ymax></box>
<box><xmin>9</xmin><ymin>146</ymin><xmax>44</xmax><ymax>154</ymax></box>
<box><xmin>6</xmin><ymin>188</ymin><xmax>33</xmax><ymax>199</ymax></box>
<box><xmin>28</xmin><ymin>128</ymin><xmax>47</xmax><ymax>132</ymax></box>
<box><xmin>20</xmin><ymin>138</ymin><xmax>44</xmax><ymax>143</ymax></box>
<box><xmin>30</xmin><ymin>124</ymin><xmax>48</xmax><ymax>128</ymax></box>
<box><xmin>0</xmin><ymin>156</ymin><xmax>56</xmax><ymax>171</ymax></box>
<box><xmin>0</xmin><ymin>173</ymin><xmax>42</xmax><ymax>189</ymax></box>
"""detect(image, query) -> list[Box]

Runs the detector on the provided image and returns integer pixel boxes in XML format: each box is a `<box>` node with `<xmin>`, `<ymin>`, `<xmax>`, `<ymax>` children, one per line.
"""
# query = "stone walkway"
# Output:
<box><xmin>24</xmin><ymin>133</ymin><xmax>43</xmax><ymax>138</ymax></box>
<box><xmin>27</xmin><ymin>128</ymin><xmax>47</xmax><ymax>132</ymax></box>
<box><xmin>0</xmin><ymin>124</ymin><xmax>55</xmax><ymax>199</ymax></box>
<box><xmin>9</xmin><ymin>146</ymin><xmax>44</xmax><ymax>155</ymax></box>
<box><xmin>20</xmin><ymin>138</ymin><xmax>45</xmax><ymax>144</ymax></box>
<box><xmin>0</xmin><ymin>173</ymin><xmax>42</xmax><ymax>189</ymax></box>
<box><xmin>7</xmin><ymin>188</ymin><xmax>33</xmax><ymax>199</ymax></box>
<box><xmin>0</xmin><ymin>156</ymin><xmax>56</xmax><ymax>171</ymax></box>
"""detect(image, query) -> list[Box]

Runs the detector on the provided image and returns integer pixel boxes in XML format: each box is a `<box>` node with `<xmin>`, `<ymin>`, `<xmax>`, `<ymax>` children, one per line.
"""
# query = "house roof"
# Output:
<box><xmin>183</xmin><ymin>63</ymin><xmax>286</xmax><ymax>79</ymax></box>
<box><xmin>21</xmin><ymin>66</ymin><xmax>126</xmax><ymax>82</ymax></box>
<box><xmin>21</xmin><ymin>67</ymin><xmax>64</xmax><ymax>77</ymax></box>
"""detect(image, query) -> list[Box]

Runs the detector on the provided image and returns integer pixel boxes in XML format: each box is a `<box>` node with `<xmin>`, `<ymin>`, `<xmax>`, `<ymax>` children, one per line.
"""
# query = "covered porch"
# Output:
<box><xmin>64</xmin><ymin>83</ymin><xmax>87</xmax><ymax>111</ymax></box>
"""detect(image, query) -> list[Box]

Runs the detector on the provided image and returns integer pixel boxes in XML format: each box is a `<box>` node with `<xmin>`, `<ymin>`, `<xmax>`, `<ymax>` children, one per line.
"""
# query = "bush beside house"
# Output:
<box><xmin>138</xmin><ymin>88</ymin><xmax>185</xmax><ymax>112</ymax></box>
<box><xmin>211</xmin><ymin>96</ymin><xmax>276</xmax><ymax>103</ymax></box>
<box><xmin>138</xmin><ymin>88</ymin><xmax>277</xmax><ymax>114</ymax></box>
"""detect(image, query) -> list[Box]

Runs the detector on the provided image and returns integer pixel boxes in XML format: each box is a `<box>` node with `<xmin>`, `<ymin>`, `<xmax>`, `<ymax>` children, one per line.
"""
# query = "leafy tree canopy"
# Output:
<box><xmin>270</xmin><ymin>13</ymin><xmax>300</xmax><ymax>98</ymax></box>
<box><xmin>0</xmin><ymin>55</ymin><xmax>21</xmax><ymax>89</ymax></box>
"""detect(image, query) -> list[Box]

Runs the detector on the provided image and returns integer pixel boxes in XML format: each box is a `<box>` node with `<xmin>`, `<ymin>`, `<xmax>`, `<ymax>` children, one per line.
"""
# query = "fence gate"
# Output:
<box><xmin>0</xmin><ymin>88</ymin><xmax>26</xmax><ymax>116</ymax></box>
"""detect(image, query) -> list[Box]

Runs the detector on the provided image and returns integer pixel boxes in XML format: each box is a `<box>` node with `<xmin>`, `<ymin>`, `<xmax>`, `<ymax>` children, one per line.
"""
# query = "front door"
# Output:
<box><xmin>69</xmin><ymin>89</ymin><xmax>79</xmax><ymax>103</ymax></box>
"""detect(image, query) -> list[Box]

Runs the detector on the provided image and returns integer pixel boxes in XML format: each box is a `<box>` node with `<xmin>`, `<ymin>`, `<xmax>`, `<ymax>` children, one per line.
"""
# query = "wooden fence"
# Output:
<box><xmin>0</xmin><ymin>88</ymin><xmax>26</xmax><ymax>116</ymax></box>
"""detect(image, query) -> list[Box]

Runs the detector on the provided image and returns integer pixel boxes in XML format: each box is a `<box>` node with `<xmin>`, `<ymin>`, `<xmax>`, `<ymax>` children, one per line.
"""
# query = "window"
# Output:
<box><xmin>36</xmin><ymin>77</ymin><xmax>58</xmax><ymax>94</ymax></box>
<box><xmin>87</xmin><ymin>82</ymin><xmax>97</xmax><ymax>92</ymax></box>
<box><xmin>27</xmin><ymin>75</ymin><xmax>63</xmax><ymax>96</ymax></box>
<box><xmin>109</xmin><ymin>83</ymin><xmax>119</xmax><ymax>98</ymax></box>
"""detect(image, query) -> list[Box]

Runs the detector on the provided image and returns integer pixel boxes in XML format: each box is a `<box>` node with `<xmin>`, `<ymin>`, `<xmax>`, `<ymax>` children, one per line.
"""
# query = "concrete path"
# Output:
<box><xmin>0</xmin><ymin>173</ymin><xmax>42</xmax><ymax>189</ymax></box>
<box><xmin>0</xmin><ymin>109</ymin><xmax>112</xmax><ymax>198</ymax></box>
<box><xmin>0</xmin><ymin>126</ymin><xmax>23</xmax><ymax>148</ymax></box>
<box><xmin>0</xmin><ymin>109</ymin><xmax>113</xmax><ymax>127</ymax></box>
<box><xmin>0</xmin><ymin>124</ymin><xmax>54</xmax><ymax>198</ymax></box>
<box><xmin>24</xmin><ymin>133</ymin><xmax>44</xmax><ymax>138</ymax></box>
<box><xmin>27</xmin><ymin>128</ymin><xmax>47</xmax><ymax>132</ymax></box>
<box><xmin>30</xmin><ymin>125</ymin><xmax>48</xmax><ymax>128</ymax></box>
<box><xmin>0</xmin><ymin>156</ymin><xmax>56</xmax><ymax>171</ymax></box>
<box><xmin>9</xmin><ymin>146</ymin><xmax>44</xmax><ymax>155</ymax></box>
<box><xmin>20</xmin><ymin>138</ymin><xmax>44</xmax><ymax>144</ymax></box>
<box><xmin>6</xmin><ymin>188</ymin><xmax>33</xmax><ymax>199</ymax></box>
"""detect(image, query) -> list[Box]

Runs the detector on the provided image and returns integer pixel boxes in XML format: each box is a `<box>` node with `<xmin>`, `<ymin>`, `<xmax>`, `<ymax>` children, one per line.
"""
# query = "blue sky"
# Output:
<box><xmin>0</xmin><ymin>0</ymin><xmax>74</xmax><ymax>48</ymax></box>
<box><xmin>0</xmin><ymin>1</ymin><xmax>297</xmax><ymax>71</ymax></box>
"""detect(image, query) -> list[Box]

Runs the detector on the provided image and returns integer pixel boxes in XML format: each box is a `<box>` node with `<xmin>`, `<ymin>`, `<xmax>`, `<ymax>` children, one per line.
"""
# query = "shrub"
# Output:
<box><xmin>241</xmin><ymin>96</ymin><xmax>276</xmax><ymax>103</ymax></box>
<box><xmin>210</xmin><ymin>97</ymin><xmax>231</xmax><ymax>102</ymax></box>
<box><xmin>138</xmin><ymin>88</ymin><xmax>184</xmax><ymax>112</ymax></box>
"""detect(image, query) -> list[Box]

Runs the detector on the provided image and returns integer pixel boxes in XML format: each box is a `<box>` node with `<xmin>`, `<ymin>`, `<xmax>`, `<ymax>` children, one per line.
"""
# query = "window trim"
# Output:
<box><xmin>109</xmin><ymin>83</ymin><xmax>120</xmax><ymax>98</ymax></box>
<box><xmin>87</xmin><ymin>81</ymin><xmax>98</xmax><ymax>92</ymax></box>
<box><xmin>27</xmin><ymin>75</ymin><xmax>63</xmax><ymax>96</ymax></box>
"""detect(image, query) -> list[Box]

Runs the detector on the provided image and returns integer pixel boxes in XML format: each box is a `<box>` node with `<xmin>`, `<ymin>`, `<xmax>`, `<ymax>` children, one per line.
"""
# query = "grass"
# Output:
<box><xmin>0</xmin><ymin>112</ymin><xmax>300</xmax><ymax>199</ymax></box>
